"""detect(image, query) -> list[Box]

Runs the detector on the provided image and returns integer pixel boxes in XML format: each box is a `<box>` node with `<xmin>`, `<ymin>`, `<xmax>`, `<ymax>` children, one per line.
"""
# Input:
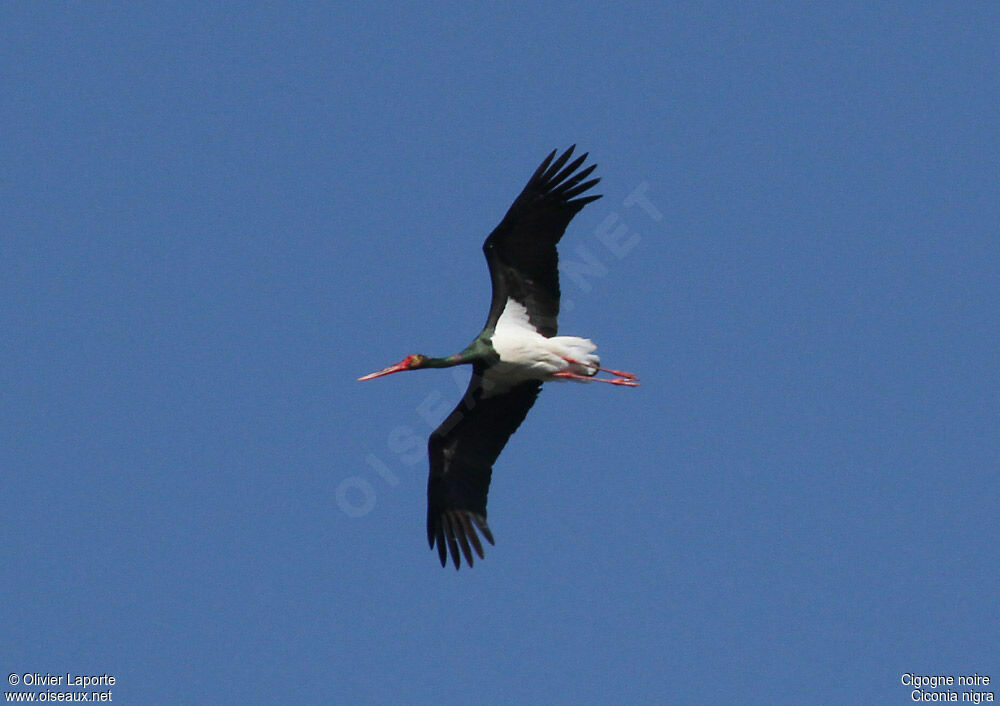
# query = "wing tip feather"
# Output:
<box><xmin>428</xmin><ymin>510</ymin><xmax>494</xmax><ymax>570</ymax></box>
<box><xmin>528</xmin><ymin>146</ymin><xmax>601</xmax><ymax>204</ymax></box>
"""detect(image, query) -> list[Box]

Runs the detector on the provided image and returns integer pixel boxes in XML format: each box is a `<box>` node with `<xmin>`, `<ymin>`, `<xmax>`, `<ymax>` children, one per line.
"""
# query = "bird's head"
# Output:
<box><xmin>357</xmin><ymin>354</ymin><xmax>428</xmax><ymax>381</ymax></box>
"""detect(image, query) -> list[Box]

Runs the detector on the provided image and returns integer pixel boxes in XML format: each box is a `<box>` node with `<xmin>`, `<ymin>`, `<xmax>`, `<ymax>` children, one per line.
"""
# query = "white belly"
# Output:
<box><xmin>483</xmin><ymin>298</ymin><xmax>601</xmax><ymax>396</ymax></box>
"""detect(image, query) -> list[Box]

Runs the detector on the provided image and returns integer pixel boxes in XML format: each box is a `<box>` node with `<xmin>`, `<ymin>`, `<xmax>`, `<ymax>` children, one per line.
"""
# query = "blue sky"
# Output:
<box><xmin>3</xmin><ymin>3</ymin><xmax>997</xmax><ymax>704</ymax></box>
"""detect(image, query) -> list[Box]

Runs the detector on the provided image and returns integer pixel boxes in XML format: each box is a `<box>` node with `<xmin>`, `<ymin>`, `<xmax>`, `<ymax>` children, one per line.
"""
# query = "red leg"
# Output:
<box><xmin>558</xmin><ymin>355</ymin><xmax>640</xmax><ymax>381</ymax></box>
<box><xmin>594</xmin><ymin>366</ymin><xmax>638</xmax><ymax>379</ymax></box>
<box><xmin>552</xmin><ymin>371</ymin><xmax>639</xmax><ymax>387</ymax></box>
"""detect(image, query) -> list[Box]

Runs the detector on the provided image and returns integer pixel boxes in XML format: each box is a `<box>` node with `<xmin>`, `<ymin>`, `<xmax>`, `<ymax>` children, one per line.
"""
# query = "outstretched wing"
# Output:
<box><xmin>482</xmin><ymin>145</ymin><xmax>602</xmax><ymax>338</ymax></box>
<box><xmin>427</xmin><ymin>372</ymin><xmax>542</xmax><ymax>569</ymax></box>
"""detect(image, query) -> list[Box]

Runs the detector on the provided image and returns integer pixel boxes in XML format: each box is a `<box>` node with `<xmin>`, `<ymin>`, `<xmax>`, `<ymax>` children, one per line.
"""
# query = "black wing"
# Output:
<box><xmin>427</xmin><ymin>370</ymin><xmax>541</xmax><ymax>569</ymax></box>
<box><xmin>482</xmin><ymin>146</ymin><xmax>602</xmax><ymax>338</ymax></box>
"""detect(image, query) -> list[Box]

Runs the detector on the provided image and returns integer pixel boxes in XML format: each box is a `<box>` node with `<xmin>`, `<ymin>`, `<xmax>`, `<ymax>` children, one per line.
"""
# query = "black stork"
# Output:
<box><xmin>359</xmin><ymin>146</ymin><xmax>639</xmax><ymax>569</ymax></box>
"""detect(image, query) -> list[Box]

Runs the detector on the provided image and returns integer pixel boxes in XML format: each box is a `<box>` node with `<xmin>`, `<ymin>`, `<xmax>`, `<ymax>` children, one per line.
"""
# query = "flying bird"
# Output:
<box><xmin>359</xmin><ymin>146</ymin><xmax>638</xmax><ymax>569</ymax></box>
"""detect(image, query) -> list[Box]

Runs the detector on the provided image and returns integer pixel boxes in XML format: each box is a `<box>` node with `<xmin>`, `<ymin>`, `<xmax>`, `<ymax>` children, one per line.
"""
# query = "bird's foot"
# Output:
<box><xmin>597</xmin><ymin>367</ymin><xmax>638</xmax><ymax>380</ymax></box>
<box><xmin>603</xmin><ymin>376</ymin><xmax>640</xmax><ymax>387</ymax></box>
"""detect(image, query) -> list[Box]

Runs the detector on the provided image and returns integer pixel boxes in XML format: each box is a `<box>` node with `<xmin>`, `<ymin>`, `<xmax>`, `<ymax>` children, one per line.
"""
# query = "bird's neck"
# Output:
<box><xmin>424</xmin><ymin>336</ymin><xmax>493</xmax><ymax>369</ymax></box>
<box><xmin>421</xmin><ymin>354</ymin><xmax>468</xmax><ymax>369</ymax></box>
